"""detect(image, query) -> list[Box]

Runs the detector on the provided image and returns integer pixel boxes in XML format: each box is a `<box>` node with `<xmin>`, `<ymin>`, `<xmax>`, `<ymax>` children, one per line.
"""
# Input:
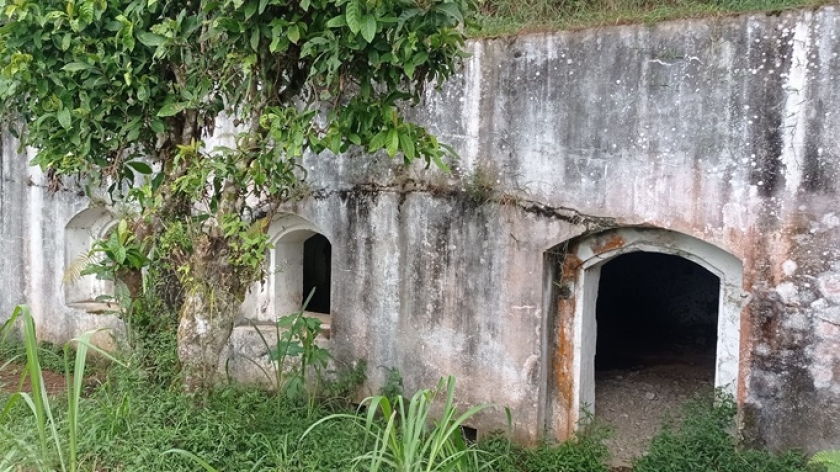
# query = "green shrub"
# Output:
<box><xmin>634</xmin><ymin>393</ymin><xmax>812</xmax><ymax>472</ymax></box>
<box><xmin>475</xmin><ymin>426</ymin><xmax>609</xmax><ymax>472</ymax></box>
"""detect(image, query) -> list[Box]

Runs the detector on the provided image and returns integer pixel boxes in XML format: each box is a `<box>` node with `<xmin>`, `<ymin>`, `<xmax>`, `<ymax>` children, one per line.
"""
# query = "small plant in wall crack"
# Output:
<box><xmin>379</xmin><ymin>365</ymin><xmax>405</xmax><ymax>402</ymax></box>
<box><xmin>463</xmin><ymin>164</ymin><xmax>500</xmax><ymax>204</ymax></box>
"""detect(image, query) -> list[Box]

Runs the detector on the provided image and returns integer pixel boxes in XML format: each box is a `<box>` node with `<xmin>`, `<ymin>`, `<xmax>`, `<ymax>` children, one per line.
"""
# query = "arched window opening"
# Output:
<box><xmin>248</xmin><ymin>214</ymin><xmax>333</xmax><ymax>339</ymax></box>
<box><xmin>302</xmin><ymin>234</ymin><xmax>331</xmax><ymax>315</ymax></box>
<box><xmin>64</xmin><ymin>208</ymin><xmax>115</xmax><ymax>312</ymax></box>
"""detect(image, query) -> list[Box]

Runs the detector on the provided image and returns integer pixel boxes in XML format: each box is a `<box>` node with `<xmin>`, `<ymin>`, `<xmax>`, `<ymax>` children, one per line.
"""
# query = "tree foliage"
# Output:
<box><xmin>1</xmin><ymin>0</ymin><xmax>474</xmax><ymax>388</ymax></box>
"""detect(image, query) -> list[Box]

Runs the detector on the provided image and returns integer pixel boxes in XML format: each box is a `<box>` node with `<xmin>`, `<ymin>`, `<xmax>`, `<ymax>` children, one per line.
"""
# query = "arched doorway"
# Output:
<box><xmin>594</xmin><ymin>251</ymin><xmax>721</xmax><ymax>462</ymax></box>
<box><xmin>544</xmin><ymin>228</ymin><xmax>746</xmax><ymax>441</ymax></box>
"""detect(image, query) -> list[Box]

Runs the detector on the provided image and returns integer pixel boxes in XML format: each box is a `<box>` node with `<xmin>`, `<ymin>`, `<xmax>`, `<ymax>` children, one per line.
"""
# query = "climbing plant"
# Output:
<box><xmin>0</xmin><ymin>0</ymin><xmax>474</xmax><ymax>390</ymax></box>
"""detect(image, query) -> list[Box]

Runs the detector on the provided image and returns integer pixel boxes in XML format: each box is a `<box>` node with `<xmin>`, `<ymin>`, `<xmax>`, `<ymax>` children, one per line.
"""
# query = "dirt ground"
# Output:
<box><xmin>595</xmin><ymin>350</ymin><xmax>716</xmax><ymax>468</ymax></box>
<box><xmin>0</xmin><ymin>362</ymin><xmax>72</xmax><ymax>396</ymax></box>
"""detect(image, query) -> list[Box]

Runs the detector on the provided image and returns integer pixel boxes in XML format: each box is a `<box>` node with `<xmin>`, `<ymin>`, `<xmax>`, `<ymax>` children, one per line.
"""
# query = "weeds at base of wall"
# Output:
<box><xmin>0</xmin><ymin>304</ymin><xmax>824</xmax><ymax>472</ymax></box>
<box><xmin>303</xmin><ymin>376</ymin><xmax>499</xmax><ymax>472</ymax></box>
<box><xmin>634</xmin><ymin>392</ymin><xmax>814</xmax><ymax>472</ymax></box>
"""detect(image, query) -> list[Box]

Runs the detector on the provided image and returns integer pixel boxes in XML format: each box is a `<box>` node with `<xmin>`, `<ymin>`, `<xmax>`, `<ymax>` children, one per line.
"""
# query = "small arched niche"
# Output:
<box><xmin>64</xmin><ymin>207</ymin><xmax>116</xmax><ymax>312</ymax></box>
<box><xmin>544</xmin><ymin>227</ymin><xmax>746</xmax><ymax>439</ymax></box>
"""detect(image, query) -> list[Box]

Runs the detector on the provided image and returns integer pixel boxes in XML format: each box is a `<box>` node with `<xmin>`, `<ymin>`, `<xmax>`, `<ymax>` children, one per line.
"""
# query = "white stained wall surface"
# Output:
<box><xmin>2</xmin><ymin>6</ymin><xmax>840</xmax><ymax>451</ymax></box>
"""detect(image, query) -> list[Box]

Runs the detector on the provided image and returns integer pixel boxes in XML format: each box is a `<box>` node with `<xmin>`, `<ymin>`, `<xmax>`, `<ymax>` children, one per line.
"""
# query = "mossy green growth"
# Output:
<box><xmin>472</xmin><ymin>0</ymin><xmax>833</xmax><ymax>37</ymax></box>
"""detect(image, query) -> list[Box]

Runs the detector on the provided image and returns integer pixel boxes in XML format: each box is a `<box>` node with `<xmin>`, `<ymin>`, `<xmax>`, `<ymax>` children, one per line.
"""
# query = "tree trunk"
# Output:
<box><xmin>177</xmin><ymin>287</ymin><xmax>240</xmax><ymax>391</ymax></box>
<box><xmin>175</xmin><ymin>235</ymin><xmax>247</xmax><ymax>392</ymax></box>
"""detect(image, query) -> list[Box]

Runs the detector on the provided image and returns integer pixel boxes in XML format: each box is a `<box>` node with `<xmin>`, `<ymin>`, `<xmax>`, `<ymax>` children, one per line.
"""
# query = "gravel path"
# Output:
<box><xmin>594</xmin><ymin>351</ymin><xmax>716</xmax><ymax>467</ymax></box>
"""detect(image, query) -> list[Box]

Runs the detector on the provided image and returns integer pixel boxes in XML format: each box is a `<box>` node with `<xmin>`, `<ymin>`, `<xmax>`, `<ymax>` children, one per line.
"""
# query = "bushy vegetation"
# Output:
<box><xmin>478</xmin><ymin>428</ymin><xmax>611</xmax><ymax>472</ymax></box>
<box><xmin>635</xmin><ymin>393</ymin><xmax>812</xmax><ymax>472</ymax></box>
<box><xmin>472</xmin><ymin>0</ymin><xmax>834</xmax><ymax>36</ymax></box>
<box><xmin>0</xmin><ymin>305</ymin><xmax>825</xmax><ymax>471</ymax></box>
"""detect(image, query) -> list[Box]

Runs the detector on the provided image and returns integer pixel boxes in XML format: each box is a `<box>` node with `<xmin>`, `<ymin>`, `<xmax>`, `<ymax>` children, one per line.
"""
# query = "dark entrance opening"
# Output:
<box><xmin>594</xmin><ymin>252</ymin><xmax>719</xmax><ymax>465</ymax></box>
<box><xmin>302</xmin><ymin>234</ymin><xmax>331</xmax><ymax>314</ymax></box>
<box><xmin>595</xmin><ymin>252</ymin><xmax>719</xmax><ymax>370</ymax></box>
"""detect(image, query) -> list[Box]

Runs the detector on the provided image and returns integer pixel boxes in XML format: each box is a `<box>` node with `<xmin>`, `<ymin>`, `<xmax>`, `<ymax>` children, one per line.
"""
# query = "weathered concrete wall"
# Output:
<box><xmin>0</xmin><ymin>130</ymin><xmax>125</xmax><ymax>349</ymax></box>
<box><xmin>3</xmin><ymin>6</ymin><xmax>840</xmax><ymax>451</ymax></box>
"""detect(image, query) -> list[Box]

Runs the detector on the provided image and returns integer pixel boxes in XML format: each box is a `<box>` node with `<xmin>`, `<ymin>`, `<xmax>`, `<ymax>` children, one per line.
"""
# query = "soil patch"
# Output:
<box><xmin>595</xmin><ymin>350</ymin><xmax>715</xmax><ymax>468</ymax></box>
<box><xmin>0</xmin><ymin>362</ymin><xmax>72</xmax><ymax>396</ymax></box>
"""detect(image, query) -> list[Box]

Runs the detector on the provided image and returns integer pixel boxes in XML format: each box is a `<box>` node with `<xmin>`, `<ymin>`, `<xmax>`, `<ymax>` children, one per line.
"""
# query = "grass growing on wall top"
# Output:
<box><xmin>472</xmin><ymin>0</ymin><xmax>834</xmax><ymax>37</ymax></box>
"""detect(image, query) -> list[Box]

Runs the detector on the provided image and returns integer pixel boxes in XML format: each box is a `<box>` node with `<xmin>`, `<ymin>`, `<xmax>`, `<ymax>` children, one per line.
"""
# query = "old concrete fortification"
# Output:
<box><xmin>2</xmin><ymin>6</ymin><xmax>840</xmax><ymax>452</ymax></box>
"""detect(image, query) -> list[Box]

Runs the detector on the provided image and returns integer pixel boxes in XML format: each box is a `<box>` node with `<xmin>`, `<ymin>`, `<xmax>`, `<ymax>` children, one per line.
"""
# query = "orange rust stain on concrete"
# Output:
<box><xmin>590</xmin><ymin>234</ymin><xmax>625</xmax><ymax>255</ymax></box>
<box><xmin>552</xmin><ymin>250</ymin><xmax>582</xmax><ymax>439</ymax></box>
<box><xmin>554</xmin><ymin>294</ymin><xmax>576</xmax><ymax>439</ymax></box>
<box><xmin>562</xmin><ymin>253</ymin><xmax>583</xmax><ymax>275</ymax></box>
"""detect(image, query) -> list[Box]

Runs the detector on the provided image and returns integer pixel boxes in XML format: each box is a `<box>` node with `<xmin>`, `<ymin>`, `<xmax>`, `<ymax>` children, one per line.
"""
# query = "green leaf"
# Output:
<box><xmin>386</xmin><ymin>128</ymin><xmax>399</xmax><ymax>157</ymax></box>
<box><xmin>157</xmin><ymin>102</ymin><xmax>188</xmax><ymax>117</ymax></box>
<box><xmin>60</xmin><ymin>34</ymin><xmax>72</xmax><ymax>51</ymax></box>
<box><xmin>287</xmin><ymin>24</ymin><xmax>300</xmax><ymax>44</ymax></box>
<box><xmin>243</xmin><ymin>0</ymin><xmax>257</xmax><ymax>19</ymax></box>
<box><xmin>436</xmin><ymin>2</ymin><xmax>464</xmax><ymax>23</ymax></box>
<box><xmin>127</xmin><ymin>161</ymin><xmax>152</xmax><ymax>174</ymax></box>
<box><xmin>345</xmin><ymin>0</ymin><xmax>362</xmax><ymax>34</ymax></box>
<box><xmin>300</xmin><ymin>0</ymin><xmax>310</xmax><ymax>10</ymax></box>
<box><xmin>136</xmin><ymin>31</ymin><xmax>166</xmax><ymax>47</ymax></box>
<box><xmin>150</xmin><ymin>119</ymin><xmax>165</xmax><ymax>134</ymax></box>
<box><xmin>57</xmin><ymin>109</ymin><xmax>71</xmax><ymax>129</ymax></box>
<box><xmin>399</xmin><ymin>131</ymin><xmax>415</xmax><ymax>161</ymax></box>
<box><xmin>368</xmin><ymin>130</ymin><xmax>387</xmax><ymax>151</ymax></box>
<box><xmin>62</xmin><ymin>62</ymin><xmax>94</xmax><ymax>72</ymax></box>
<box><xmin>325</xmin><ymin>15</ymin><xmax>346</xmax><ymax>28</ymax></box>
<box><xmin>360</xmin><ymin>14</ymin><xmax>376</xmax><ymax>43</ymax></box>
<box><xmin>250</xmin><ymin>28</ymin><xmax>260</xmax><ymax>51</ymax></box>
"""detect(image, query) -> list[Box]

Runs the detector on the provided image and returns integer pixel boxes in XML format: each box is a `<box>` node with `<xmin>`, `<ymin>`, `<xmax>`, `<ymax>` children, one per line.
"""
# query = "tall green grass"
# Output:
<box><xmin>0</xmin><ymin>305</ymin><xmax>124</xmax><ymax>472</ymax></box>
<box><xmin>304</xmin><ymin>376</ymin><xmax>498</xmax><ymax>472</ymax></box>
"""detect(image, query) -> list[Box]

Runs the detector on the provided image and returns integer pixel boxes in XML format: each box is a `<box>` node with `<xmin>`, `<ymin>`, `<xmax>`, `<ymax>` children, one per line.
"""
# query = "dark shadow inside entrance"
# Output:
<box><xmin>594</xmin><ymin>252</ymin><xmax>720</xmax><ymax>465</ymax></box>
<box><xmin>595</xmin><ymin>252</ymin><xmax>720</xmax><ymax>370</ymax></box>
<box><xmin>303</xmin><ymin>234</ymin><xmax>331</xmax><ymax>314</ymax></box>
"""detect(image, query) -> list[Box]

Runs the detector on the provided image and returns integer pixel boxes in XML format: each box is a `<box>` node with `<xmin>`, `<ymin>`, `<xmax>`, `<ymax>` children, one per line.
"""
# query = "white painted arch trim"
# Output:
<box><xmin>569</xmin><ymin>228</ymin><xmax>745</xmax><ymax>426</ymax></box>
